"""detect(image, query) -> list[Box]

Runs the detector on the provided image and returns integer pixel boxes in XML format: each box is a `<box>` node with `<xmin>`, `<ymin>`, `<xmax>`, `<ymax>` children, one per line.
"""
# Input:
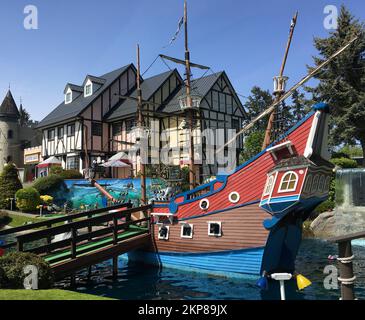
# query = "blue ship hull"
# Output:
<box><xmin>127</xmin><ymin>247</ymin><xmax>265</xmax><ymax>278</ymax></box>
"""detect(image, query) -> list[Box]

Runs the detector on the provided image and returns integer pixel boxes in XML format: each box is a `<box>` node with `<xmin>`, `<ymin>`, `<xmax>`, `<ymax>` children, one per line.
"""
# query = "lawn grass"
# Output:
<box><xmin>0</xmin><ymin>289</ymin><xmax>115</xmax><ymax>300</ymax></box>
<box><xmin>7</xmin><ymin>214</ymin><xmax>48</xmax><ymax>228</ymax></box>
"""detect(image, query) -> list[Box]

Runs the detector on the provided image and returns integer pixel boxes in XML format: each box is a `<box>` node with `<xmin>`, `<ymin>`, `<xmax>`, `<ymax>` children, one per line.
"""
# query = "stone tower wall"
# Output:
<box><xmin>0</xmin><ymin>118</ymin><xmax>21</xmax><ymax>171</ymax></box>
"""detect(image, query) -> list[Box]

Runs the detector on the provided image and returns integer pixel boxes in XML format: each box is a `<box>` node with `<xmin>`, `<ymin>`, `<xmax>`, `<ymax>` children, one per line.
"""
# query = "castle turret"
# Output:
<box><xmin>0</xmin><ymin>90</ymin><xmax>21</xmax><ymax>170</ymax></box>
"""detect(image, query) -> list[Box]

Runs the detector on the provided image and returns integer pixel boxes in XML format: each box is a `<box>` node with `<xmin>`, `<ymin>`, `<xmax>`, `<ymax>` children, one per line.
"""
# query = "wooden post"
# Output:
<box><xmin>71</xmin><ymin>227</ymin><xmax>77</xmax><ymax>259</ymax></box>
<box><xmin>88</xmin><ymin>212</ymin><xmax>93</xmax><ymax>241</ymax></box>
<box><xmin>113</xmin><ymin>216</ymin><xmax>118</xmax><ymax>245</ymax></box>
<box><xmin>87</xmin><ymin>265</ymin><xmax>92</xmax><ymax>279</ymax></box>
<box><xmin>136</xmin><ymin>44</ymin><xmax>147</xmax><ymax>206</ymax></box>
<box><xmin>338</xmin><ymin>241</ymin><xmax>356</xmax><ymax>300</ymax></box>
<box><xmin>17</xmin><ymin>238</ymin><xmax>23</xmax><ymax>252</ymax></box>
<box><xmin>184</xmin><ymin>0</ymin><xmax>196</xmax><ymax>190</ymax></box>
<box><xmin>112</xmin><ymin>256</ymin><xmax>118</xmax><ymax>278</ymax></box>
<box><xmin>70</xmin><ymin>274</ymin><xmax>76</xmax><ymax>288</ymax></box>
<box><xmin>46</xmin><ymin>223</ymin><xmax>52</xmax><ymax>253</ymax></box>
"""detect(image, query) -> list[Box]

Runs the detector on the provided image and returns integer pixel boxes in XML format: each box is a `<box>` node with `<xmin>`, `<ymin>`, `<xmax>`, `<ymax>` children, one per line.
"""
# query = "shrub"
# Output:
<box><xmin>0</xmin><ymin>164</ymin><xmax>23</xmax><ymax>209</ymax></box>
<box><xmin>59</xmin><ymin>169</ymin><xmax>83</xmax><ymax>180</ymax></box>
<box><xmin>15</xmin><ymin>188</ymin><xmax>41</xmax><ymax>212</ymax></box>
<box><xmin>50</xmin><ymin>167</ymin><xmax>82</xmax><ymax>179</ymax></box>
<box><xmin>330</xmin><ymin>157</ymin><xmax>358</xmax><ymax>169</ymax></box>
<box><xmin>0</xmin><ymin>252</ymin><xmax>54</xmax><ymax>289</ymax></box>
<box><xmin>314</xmin><ymin>199</ymin><xmax>335</xmax><ymax>214</ymax></box>
<box><xmin>0</xmin><ymin>211</ymin><xmax>10</xmax><ymax>226</ymax></box>
<box><xmin>33</xmin><ymin>175</ymin><xmax>65</xmax><ymax>195</ymax></box>
<box><xmin>40</xmin><ymin>195</ymin><xmax>53</xmax><ymax>206</ymax></box>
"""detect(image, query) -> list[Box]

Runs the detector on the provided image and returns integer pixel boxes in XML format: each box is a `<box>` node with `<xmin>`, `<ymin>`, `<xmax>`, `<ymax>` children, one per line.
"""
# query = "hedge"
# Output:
<box><xmin>32</xmin><ymin>175</ymin><xmax>65</xmax><ymax>195</ymax></box>
<box><xmin>0</xmin><ymin>252</ymin><xmax>54</xmax><ymax>289</ymax></box>
<box><xmin>49</xmin><ymin>167</ymin><xmax>82</xmax><ymax>179</ymax></box>
<box><xmin>15</xmin><ymin>188</ymin><xmax>41</xmax><ymax>212</ymax></box>
<box><xmin>0</xmin><ymin>164</ymin><xmax>23</xmax><ymax>209</ymax></box>
<box><xmin>330</xmin><ymin>157</ymin><xmax>358</xmax><ymax>169</ymax></box>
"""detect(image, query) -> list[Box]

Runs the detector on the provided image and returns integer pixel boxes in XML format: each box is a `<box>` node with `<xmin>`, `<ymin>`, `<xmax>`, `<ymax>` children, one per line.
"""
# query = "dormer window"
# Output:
<box><xmin>65</xmin><ymin>91</ymin><xmax>72</xmax><ymax>104</ymax></box>
<box><xmin>85</xmin><ymin>83</ymin><xmax>92</xmax><ymax>97</ymax></box>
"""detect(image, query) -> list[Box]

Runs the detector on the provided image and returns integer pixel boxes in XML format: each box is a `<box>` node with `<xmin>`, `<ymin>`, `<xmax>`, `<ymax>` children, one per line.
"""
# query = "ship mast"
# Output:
<box><xmin>184</xmin><ymin>0</ymin><xmax>196</xmax><ymax>190</ymax></box>
<box><xmin>136</xmin><ymin>44</ymin><xmax>147</xmax><ymax>205</ymax></box>
<box><xmin>261</xmin><ymin>11</ymin><xmax>298</xmax><ymax>150</ymax></box>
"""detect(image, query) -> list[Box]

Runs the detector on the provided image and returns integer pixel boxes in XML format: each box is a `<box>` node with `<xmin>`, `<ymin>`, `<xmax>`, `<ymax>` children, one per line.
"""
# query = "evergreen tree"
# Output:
<box><xmin>290</xmin><ymin>89</ymin><xmax>312</xmax><ymax>122</ymax></box>
<box><xmin>306</xmin><ymin>6</ymin><xmax>365</xmax><ymax>165</ymax></box>
<box><xmin>0</xmin><ymin>163</ymin><xmax>23</xmax><ymax>209</ymax></box>
<box><xmin>243</xmin><ymin>86</ymin><xmax>273</xmax><ymax>131</ymax></box>
<box><xmin>19</xmin><ymin>104</ymin><xmax>31</xmax><ymax>127</ymax></box>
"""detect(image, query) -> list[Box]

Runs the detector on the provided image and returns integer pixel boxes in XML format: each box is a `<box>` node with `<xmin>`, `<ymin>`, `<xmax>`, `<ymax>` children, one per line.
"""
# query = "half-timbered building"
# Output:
<box><xmin>38</xmin><ymin>64</ymin><xmax>247</xmax><ymax>181</ymax></box>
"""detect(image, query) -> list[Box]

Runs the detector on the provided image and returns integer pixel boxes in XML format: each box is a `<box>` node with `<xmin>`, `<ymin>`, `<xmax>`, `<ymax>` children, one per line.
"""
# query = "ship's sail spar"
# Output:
<box><xmin>216</xmin><ymin>36</ymin><xmax>358</xmax><ymax>154</ymax></box>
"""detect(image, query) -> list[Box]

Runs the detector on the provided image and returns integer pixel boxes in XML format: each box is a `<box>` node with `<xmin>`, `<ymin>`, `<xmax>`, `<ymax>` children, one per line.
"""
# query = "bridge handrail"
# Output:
<box><xmin>0</xmin><ymin>202</ymin><xmax>133</xmax><ymax>237</ymax></box>
<box><xmin>15</xmin><ymin>204</ymin><xmax>152</xmax><ymax>251</ymax></box>
<box><xmin>26</xmin><ymin>217</ymin><xmax>150</xmax><ymax>257</ymax></box>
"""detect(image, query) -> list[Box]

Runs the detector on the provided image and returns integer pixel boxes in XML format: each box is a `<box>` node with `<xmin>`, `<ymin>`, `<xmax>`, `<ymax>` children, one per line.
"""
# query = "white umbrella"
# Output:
<box><xmin>100</xmin><ymin>159</ymin><xmax>131</xmax><ymax>168</ymax></box>
<box><xmin>36</xmin><ymin>156</ymin><xmax>62</xmax><ymax>168</ymax></box>
<box><xmin>109</xmin><ymin>152</ymin><xmax>129</xmax><ymax>161</ymax></box>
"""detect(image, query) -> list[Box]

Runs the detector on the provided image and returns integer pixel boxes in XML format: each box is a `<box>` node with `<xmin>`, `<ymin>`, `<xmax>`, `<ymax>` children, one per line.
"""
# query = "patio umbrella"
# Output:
<box><xmin>36</xmin><ymin>156</ymin><xmax>62</xmax><ymax>168</ymax></box>
<box><xmin>100</xmin><ymin>159</ymin><xmax>131</xmax><ymax>168</ymax></box>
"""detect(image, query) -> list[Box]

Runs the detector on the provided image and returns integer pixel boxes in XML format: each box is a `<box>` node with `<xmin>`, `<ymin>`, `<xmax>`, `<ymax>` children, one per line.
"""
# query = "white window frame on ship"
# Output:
<box><xmin>278</xmin><ymin>171</ymin><xmax>298</xmax><ymax>193</ymax></box>
<box><xmin>263</xmin><ymin>175</ymin><xmax>275</xmax><ymax>196</ymax></box>
<box><xmin>180</xmin><ymin>223</ymin><xmax>194</xmax><ymax>239</ymax></box>
<box><xmin>208</xmin><ymin>221</ymin><xmax>222</xmax><ymax>237</ymax></box>
<box><xmin>158</xmin><ymin>225</ymin><xmax>170</xmax><ymax>240</ymax></box>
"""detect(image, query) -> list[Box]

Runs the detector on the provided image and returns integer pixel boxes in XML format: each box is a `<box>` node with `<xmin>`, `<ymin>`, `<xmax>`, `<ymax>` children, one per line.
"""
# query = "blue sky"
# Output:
<box><xmin>1</xmin><ymin>0</ymin><xmax>364</xmax><ymax>121</ymax></box>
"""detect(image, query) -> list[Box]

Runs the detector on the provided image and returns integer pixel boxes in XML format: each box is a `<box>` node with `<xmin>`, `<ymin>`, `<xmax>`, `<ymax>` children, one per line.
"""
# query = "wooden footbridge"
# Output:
<box><xmin>0</xmin><ymin>203</ymin><xmax>152</xmax><ymax>280</ymax></box>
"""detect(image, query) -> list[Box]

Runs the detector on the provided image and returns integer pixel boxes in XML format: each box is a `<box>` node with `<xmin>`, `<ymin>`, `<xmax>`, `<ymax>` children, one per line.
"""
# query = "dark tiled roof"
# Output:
<box><xmin>160</xmin><ymin>72</ymin><xmax>223</xmax><ymax>113</ymax></box>
<box><xmin>64</xmin><ymin>83</ymin><xmax>83</xmax><ymax>93</ymax></box>
<box><xmin>38</xmin><ymin>64</ymin><xmax>132</xmax><ymax>128</ymax></box>
<box><xmin>106</xmin><ymin>70</ymin><xmax>176</xmax><ymax>121</ymax></box>
<box><xmin>0</xmin><ymin>90</ymin><xmax>20</xmax><ymax>118</ymax></box>
<box><xmin>83</xmin><ymin>75</ymin><xmax>106</xmax><ymax>86</ymax></box>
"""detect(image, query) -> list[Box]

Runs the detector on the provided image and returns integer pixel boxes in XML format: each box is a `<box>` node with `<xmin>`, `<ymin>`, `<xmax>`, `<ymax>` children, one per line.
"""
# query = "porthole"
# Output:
<box><xmin>199</xmin><ymin>198</ymin><xmax>210</xmax><ymax>211</ymax></box>
<box><xmin>158</xmin><ymin>225</ymin><xmax>169</xmax><ymax>240</ymax></box>
<box><xmin>229</xmin><ymin>192</ymin><xmax>240</xmax><ymax>203</ymax></box>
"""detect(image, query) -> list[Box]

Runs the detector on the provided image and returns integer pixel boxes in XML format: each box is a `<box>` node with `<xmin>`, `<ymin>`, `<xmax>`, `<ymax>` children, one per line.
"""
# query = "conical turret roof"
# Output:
<box><xmin>0</xmin><ymin>90</ymin><xmax>20</xmax><ymax>119</ymax></box>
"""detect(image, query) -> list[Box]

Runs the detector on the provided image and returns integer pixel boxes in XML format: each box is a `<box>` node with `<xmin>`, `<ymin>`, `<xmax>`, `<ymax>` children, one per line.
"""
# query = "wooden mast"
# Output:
<box><xmin>262</xmin><ymin>11</ymin><xmax>298</xmax><ymax>150</ymax></box>
<box><xmin>184</xmin><ymin>0</ymin><xmax>196</xmax><ymax>190</ymax></box>
<box><xmin>136</xmin><ymin>44</ymin><xmax>147</xmax><ymax>205</ymax></box>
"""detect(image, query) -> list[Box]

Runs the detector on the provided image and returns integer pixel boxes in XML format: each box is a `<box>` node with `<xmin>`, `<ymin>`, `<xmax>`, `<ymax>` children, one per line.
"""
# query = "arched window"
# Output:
<box><xmin>279</xmin><ymin>171</ymin><xmax>298</xmax><ymax>193</ymax></box>
<box><xmin>304</xmin><ymin>175</ymin><xmax>313</xmax><ymax>193</ymax></box>
<box><xmin>264</xmin><ymin>175</ymin><xmax>275</xmax><ymax>196</ymax></box>
<box><xmin>7</xmin><ymin>130</ymin><xmax>13</xmax><ymax>139</ymax></box>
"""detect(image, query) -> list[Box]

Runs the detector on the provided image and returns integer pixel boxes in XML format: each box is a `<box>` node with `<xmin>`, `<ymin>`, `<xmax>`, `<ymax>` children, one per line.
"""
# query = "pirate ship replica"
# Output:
<box><xmin>126</xmin><ymin>3</ymin><xmax>356</xmax><ymax>277</ymax></box>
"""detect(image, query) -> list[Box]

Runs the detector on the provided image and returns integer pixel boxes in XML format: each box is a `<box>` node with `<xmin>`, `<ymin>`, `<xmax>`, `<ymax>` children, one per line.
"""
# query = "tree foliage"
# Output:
<box><xmin>306</xmin><ymin>5</ymin><xmax>365</xmax><ymax>165</ymax></box>
<box><xmin>240</xmin><ymin>86</ymin><xmax>312</xmax><ymax>163</ymax></box>
<box><xmin>0</xmin><ymin>164</ymin><xmax>23</xmax><ymax>209</ymax></box>
<box><xmin>15</xmin><ymin>187</ymin><xmax>41</xmax><ymax>212</ymax></box>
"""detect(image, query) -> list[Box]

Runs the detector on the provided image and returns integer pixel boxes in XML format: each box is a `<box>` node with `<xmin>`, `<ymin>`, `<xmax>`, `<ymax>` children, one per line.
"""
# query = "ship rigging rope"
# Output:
<box><xmin>215</xmin><ymin>36</ymin><xmax>358</xmax><ymax>154</ymax></box>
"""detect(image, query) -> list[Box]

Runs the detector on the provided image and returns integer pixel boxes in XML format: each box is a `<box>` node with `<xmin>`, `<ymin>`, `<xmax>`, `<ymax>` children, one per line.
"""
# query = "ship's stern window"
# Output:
<box><xmin>181</xmin><ymin>224</ymin><xmax>193</xmax><ymax>239</ymax></box>
<box><xmin>278</xmin><ymin>171</ymin><xmax>298</xmax><ymax>193</ymax></box>
<box><xmin>158</xmin><ymin>225</ymin><xmax>170</xmax><ymax>240</ymax></box>
<box><xmin>208</xmin><ymin>222</ymin><xmax>222</xmax><ymax>237</ymax></box>
<box><xmin>263</xmin><ymin>175</ymin><xmax>275</xmax><ymax>196</ymax></box>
